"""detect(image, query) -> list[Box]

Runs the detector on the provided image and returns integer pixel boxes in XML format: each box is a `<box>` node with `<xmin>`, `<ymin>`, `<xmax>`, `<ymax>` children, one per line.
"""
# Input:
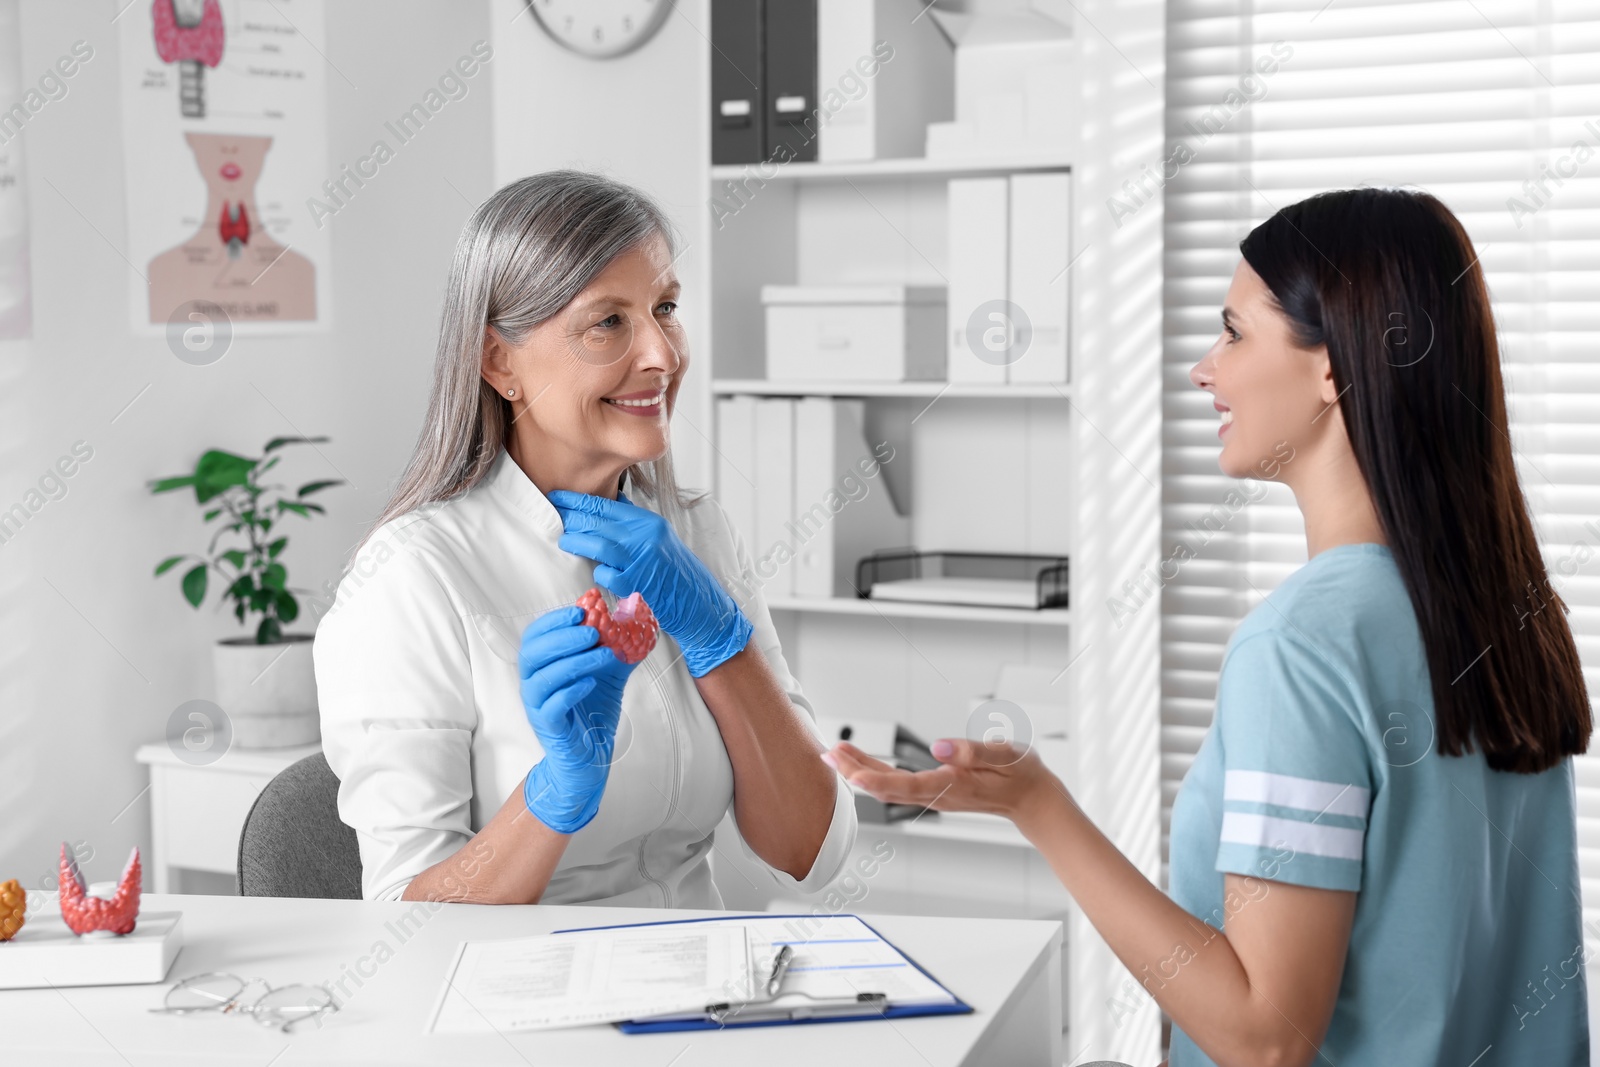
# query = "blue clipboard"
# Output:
<box><xmin>551</xmin><ymin>912</ymin><xmax>974</xmax><ymax>1033</ymax></box>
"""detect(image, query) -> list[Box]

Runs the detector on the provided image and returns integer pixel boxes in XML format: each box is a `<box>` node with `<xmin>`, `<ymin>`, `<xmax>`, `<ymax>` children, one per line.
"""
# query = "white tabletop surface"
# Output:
<box><xmin>5</xmin><ymin>892</ymin><xmax>1063</xmax><ymax>1067</ymax></box>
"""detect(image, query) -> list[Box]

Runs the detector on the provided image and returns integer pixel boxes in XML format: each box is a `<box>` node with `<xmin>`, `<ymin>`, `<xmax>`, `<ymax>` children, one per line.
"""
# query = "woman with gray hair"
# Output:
<box><xmin>313</xmin><ymin>170</ymin><xmax>856</xmax><ymax>906</ymax></box>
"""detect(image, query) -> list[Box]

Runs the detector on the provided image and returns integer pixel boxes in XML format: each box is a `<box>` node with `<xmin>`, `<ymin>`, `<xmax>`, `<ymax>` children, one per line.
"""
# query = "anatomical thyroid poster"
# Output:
<box><xmin>0</xmin><ymin>0</ymin><xmax>31</xmax><ymax>340</ymax></box>
<box><xmin>119</xmin><ymin>0</ymin><xmax>330</xmax><ymax>335</ymax></box>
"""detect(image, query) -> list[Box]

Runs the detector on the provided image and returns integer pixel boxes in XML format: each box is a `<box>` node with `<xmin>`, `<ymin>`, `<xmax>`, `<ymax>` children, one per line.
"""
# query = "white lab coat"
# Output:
<box><xmin>313</xmin><ymin>447</ymin><xmax>857</xmax><ymax>904</ymax></box>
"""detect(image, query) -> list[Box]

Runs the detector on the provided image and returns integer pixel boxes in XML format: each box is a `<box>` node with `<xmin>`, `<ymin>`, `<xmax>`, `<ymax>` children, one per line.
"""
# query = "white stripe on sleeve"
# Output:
<box><xmin>1219</xmin><ymin>811</ymin><xmax>1364</xmax><ymax>862</ymax></box>
<box><xmin>1224</xmin><ymin>769</ymin><xmax>1370</xmax><ymax>819</ymax></box>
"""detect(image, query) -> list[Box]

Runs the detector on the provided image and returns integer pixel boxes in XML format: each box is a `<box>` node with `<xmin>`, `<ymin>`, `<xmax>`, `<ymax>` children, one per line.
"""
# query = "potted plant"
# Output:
<box><xmin>150</xmin><ymin>436</ymin><xmax>344</xmax><ymax>748</ymax></box>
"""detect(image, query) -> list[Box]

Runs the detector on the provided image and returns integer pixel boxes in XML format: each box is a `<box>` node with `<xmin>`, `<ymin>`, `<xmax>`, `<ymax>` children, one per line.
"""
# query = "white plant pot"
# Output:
<box><xmin>212</xmin><ymin>634</ymin><xmax>320</xmax><ymax>748</ymax></box>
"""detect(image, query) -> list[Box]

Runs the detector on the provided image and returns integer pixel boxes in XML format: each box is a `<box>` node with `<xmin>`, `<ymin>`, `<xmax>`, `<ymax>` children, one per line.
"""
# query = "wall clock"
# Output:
<box><xmin>523</xmin><ymin>0</ymin><xmax>675</xmax><ymax>60</ymax></box>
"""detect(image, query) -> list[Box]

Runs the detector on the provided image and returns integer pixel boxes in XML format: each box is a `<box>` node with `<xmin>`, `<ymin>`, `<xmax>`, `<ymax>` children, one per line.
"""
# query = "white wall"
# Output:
<box><xmin>489</xmin><ymin>0</ymin><xmax>712</xmax><ymax>490</ymax></box>
<box><xmin>0</xmin><ymin>0</ymin><xmax>494</xmax><ymax>891</ymax></box>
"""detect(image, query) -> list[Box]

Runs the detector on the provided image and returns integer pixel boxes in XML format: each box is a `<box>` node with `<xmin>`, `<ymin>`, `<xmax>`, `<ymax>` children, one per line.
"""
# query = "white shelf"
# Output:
<box><xmin>709</xmin><ymin>154</ymin><xmax>1072</xmax><ymax>183</ymax></box>
<box><xmin>868</xmin><ymin>810</ymin><xmax>1034</xmax><ymax>849</ymax></box>
<box><xmin>765</xmin><ymin>594</ymin><xmax>1071</xmax><ymax>627</ymax></box>
<box><xmin>712</xmin><ymin>378</ymin><xmax>1070</xmax><ymax>399</ymax></box>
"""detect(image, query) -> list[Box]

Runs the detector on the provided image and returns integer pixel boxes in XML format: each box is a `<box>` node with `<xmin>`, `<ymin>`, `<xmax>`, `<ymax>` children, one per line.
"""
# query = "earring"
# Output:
<box><xmin>506</xmin><ymin>388</ymin><xmax>516</xmax><ymax>397</ymax></box>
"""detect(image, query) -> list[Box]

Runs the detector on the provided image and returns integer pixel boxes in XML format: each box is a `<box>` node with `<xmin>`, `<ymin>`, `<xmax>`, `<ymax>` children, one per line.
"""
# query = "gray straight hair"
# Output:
<box><xmin>358</xmin><ymin>169</ymin><xmax>703</xmax><ymax>553</ymax></box>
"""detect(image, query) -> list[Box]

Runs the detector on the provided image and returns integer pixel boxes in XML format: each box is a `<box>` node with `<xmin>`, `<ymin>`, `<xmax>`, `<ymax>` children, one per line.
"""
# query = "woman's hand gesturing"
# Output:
<box><xmin>547</xmin><ymin>490</ymin><xmax>753</xmax><ymax>678</ymax></box>
<box><xmin>822</xmin><ymin>738</ymin><xmax>1069</xmax><ymax>832</ymax></box>
<box><xmin>518</xmin><ymin>604</ymin><xmax>639</xmax><ymax>833</ymax></box>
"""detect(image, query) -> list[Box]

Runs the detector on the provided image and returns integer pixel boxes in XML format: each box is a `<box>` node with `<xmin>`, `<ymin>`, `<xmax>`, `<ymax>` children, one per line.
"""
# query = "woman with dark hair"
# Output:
<box><xmin>826</xmin><ymin>187</ymin><xmax>1591</xmax><ymax>1065</ymax></box>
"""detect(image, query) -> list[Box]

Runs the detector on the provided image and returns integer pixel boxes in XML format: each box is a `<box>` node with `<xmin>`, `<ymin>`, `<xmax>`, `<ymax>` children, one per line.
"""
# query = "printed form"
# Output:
<box><xmin>426</xmin><ymin>915</ymin><xmax>956</xmax><ymax>1033</ymax></box>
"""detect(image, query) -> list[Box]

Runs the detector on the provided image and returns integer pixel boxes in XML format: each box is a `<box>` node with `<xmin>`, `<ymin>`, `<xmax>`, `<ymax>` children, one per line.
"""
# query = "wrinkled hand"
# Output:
<box><xmin>518</xmin><ymin>604</ymin><xmax>639</xmax><ymax>833</ymax></box>
<box><xmin>547</xmin><ymin>490</ymin><xmax>753</xmax><ymax>678</ymax></box>
<box><xmin>822</xmin><ymin>738</ymin><xmax>1066</xmax><ymax>826</ymax></box>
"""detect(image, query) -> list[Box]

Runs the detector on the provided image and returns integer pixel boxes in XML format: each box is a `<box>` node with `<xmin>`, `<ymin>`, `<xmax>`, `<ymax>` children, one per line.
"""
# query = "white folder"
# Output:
<box><xmin>715</xmin><ymin>395</ymin><xmax>759</xmax><ymax>555</ymax></box>
<box><xmin>753</xmin><ymin>398</ymin><xmax>797</xmax><ymax>598</ymax></box>
<box><xmin>1008</xmin><ymin>172</ymin><xmax>1071</xmax><ymax>383</ymax></box>
<box><xmin>946</xmin><ymin>177</ymin><xmax>1010</xmax><ymax>383</ymax></box>
<box><xmin>791</xmin><ymin>398</ymin><xmax>908</xmax><ymax>598</ymax></box>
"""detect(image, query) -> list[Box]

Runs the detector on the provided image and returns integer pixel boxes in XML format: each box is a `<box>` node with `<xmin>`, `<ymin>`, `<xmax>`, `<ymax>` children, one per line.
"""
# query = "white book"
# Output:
<box><xmin>1007</xmin><ymin>171</ymin><xmax>1071</xmax><ymax>383</ymax></box>
<box><xmin>816</xmin><ymin>0</ymin><xmax>875</xmax><ymax>161</ymax></box>
<box><xmin>715</xmin><ymin>395</ymin><xmax>759</xmax><ymax>556</ymax></box>
<box><xmin>946</xmin><ymin>177</ymin><xmax>1010</xmax><ymax>383</ymax></box>
<box><xmin>791</xmin><ymin>398</ymin><xmax>908</xmax><ymax>598</ymax></box>
<box><xmin>753</xmin><ymin>398</ymin><xmax>797</xmax><ymax>599</ymax></box>
<box><xmin>816</xmin><ymin>0</ymin><xmax>954</xmax><ymax>162</ymax></box>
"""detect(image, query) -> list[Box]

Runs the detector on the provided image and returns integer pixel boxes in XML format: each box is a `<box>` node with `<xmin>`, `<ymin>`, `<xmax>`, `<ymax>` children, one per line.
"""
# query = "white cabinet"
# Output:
<box><xmin>134</xmin><ymin>742</ymin><xmax>318</xmax><ymax>893</ymax></box>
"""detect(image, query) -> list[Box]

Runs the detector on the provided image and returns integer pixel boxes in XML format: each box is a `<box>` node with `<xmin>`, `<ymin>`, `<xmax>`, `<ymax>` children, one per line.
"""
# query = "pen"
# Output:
<box><xmin>765</xmin><ymin>944</ymin><xmax>794</xmax><ymax>998</ymax></box>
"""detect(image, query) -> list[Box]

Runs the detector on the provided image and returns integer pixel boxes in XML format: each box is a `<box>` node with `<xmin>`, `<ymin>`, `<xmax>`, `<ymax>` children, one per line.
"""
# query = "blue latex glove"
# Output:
<box><xmin>547</xmin><ymin>489</ymin><xmax>754</xmax><ymax>678</ymax></box>
<box><xmin>518</xmin><ymin>604</ymin><xmax>638</xmax><ymax>833</ymax></box>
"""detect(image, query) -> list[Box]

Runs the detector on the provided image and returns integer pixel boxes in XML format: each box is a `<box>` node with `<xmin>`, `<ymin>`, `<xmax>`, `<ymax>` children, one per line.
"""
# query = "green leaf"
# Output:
<box><xmin>202</xmin><ymin>507</ymin><xmax>223</xmax><ymax>522</ymax></box>
<box><xmin>219</xmin><ymin>549</ymin><xmax>248</xmax><ymax>570</ymax></box>
<box><xmin>262</xmin><ymin>562</ymin><xmax>287</xmax><ymax>591</ymax></box>
<box><xmin>154</xmin><ymin>555</ymin><xmax>186</xmax><ymax>577</ymax></box>
<box><xmin>264</xmin><ymin>435</ymin><xmax>329</xmax><ymax>453</ymax></box>
<box><xmin>181</xmin><ymin>564</ymin><xmax>208</xmax><ymax>608</ymax></box>
<box><xmin>296</xmin><ymin>480</ymin><xmax>343</xmax><ymax>497</ymax></box>
<box><xmin>258</xmin><ymin>456</ymin><xmax>281</xmax><ymax>476</ymax></box>
<box><xmin>249</xmin><ymin>588</ymin><xmax>275</xmax><ymax>612</ymax></box>
<box><xmin>193</xmin><ymin>450</ymin><xmax>256</xmax><ymax>504</ymax></box>
<box><xmin>149</xmin><ymin>475</ymin><xmax>198</xmax><ymax>495</ymax></box>
<box><xmin>276</xmin><ymin>591</ymin><xmax>300</xmax><ymax>623</ymax></box>
<box><xmin>299</xmin><ymin>502</ymin><xmax>326</xmax><ymax>515</ymax></box>
<box><xmin>256</xmin><ymin>617</ymin><xmax>283</xmax><ymax>644</ymax></box>
<box><xmin>278</xmin><ymin>501</ymin><xmax>311</xmax><ymax>518</ymax></box>
<box><xmin>267</xmin><ymin>537</ymin><xmax>288</xmax><ymax>559</ymax></box>
<box><xmin>229</xmin><ymin>574</ymin><xmax>254</xmax><ymax>600</ymax></box>
<box><xmin>234</xmin><ymin>601</ymin><xmax>246</xmax><ymax>623</ymax></box>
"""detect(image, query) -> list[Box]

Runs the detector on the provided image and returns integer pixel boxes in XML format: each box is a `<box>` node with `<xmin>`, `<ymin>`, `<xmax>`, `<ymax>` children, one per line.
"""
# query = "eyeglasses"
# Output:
<box><xmin>149</xmin><ymin>971</ymin><xmax>340</xmax><ymax>1033</ymax></box>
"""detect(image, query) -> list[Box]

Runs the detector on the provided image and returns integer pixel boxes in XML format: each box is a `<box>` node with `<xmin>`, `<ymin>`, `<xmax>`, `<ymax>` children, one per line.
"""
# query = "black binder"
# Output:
<box><xmin>710</xmin><ymin>0</ymin><xmax>819</xmax><ymax>165</ymax></box>
<box><xmin>762</xmin><ymin>0</ymin><xmax>817</xmax><ymax>164</ymax></box>
<box><xmin>711</xmin><ymin>0</ymin><xmax>764</xmax><ymax>164</ymax></box>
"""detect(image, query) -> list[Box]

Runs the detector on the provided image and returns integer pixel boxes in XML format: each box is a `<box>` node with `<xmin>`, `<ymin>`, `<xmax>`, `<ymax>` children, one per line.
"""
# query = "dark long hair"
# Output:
<box><xmin>1240</xmin><ymin>187</ymin><xmax>1590</xmax><ymax>774</ymax></box>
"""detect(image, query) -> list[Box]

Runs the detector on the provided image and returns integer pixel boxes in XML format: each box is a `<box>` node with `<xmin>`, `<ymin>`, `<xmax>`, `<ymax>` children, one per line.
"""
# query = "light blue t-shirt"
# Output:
<box><xmin>1168</xmin><ymin>542</ymin><xmax>1588</xmax><ymax>1066</ymax></box>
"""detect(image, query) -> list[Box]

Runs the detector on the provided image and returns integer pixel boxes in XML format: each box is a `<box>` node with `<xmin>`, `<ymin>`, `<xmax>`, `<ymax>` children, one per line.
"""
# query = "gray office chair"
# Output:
<box><xmin>237</xmin><ymin>752</ymin><xmax>363</xmax><ymax>899</ymax></box>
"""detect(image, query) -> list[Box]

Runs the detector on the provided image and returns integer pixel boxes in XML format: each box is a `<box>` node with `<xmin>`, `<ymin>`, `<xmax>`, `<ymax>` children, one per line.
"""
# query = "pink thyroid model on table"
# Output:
<box><xmin>58</xmin><ymin>843</ymin><xmax>142</xmax><ymax>936</ymax></box>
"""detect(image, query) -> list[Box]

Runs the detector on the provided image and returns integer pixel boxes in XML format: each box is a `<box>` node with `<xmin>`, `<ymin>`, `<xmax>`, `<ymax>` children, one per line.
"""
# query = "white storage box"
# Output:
<box><xmin>763</xmin><ymin>284</ymin><xmax>946</xmax><ymax>382</ymax></box>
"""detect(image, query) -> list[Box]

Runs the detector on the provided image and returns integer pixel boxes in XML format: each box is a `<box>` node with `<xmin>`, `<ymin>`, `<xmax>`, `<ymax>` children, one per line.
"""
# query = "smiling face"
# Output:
<box><xmin>1189</xmin><ymin>259</ymin><xmax>1337</xmax><ymax>482</ymax></box>
<box><xmin>483</xmin><ymin>232</ymin><xmax>687</xmax><ymax>496</ymax></box>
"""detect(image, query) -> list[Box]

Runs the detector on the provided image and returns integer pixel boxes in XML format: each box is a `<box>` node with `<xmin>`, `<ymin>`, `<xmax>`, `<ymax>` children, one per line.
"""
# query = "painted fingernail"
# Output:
<box><xmin>931</xmin><ymin>740</ymin><xmax>954</xmax><ymax>759</ymax></box>
<box><xmin>819</xmin><ymin>752</ymin><xmax>838</xmax><ymax>770</ymax></box>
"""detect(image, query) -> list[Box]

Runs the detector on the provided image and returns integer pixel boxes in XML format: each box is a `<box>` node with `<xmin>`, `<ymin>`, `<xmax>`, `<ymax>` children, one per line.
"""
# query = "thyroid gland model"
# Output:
<box><xmin>147</xmin><ymin>131</ymin><xmax>317</xmax><ymax>326</ymax></box>
<box><xmin>58</xmin><ymin>843</ymin><xmax>142</xmax><ymax>936</ymax></box>
<box><xmin>152</xmin><ymin>0</ymin><xmax>225</xmax><ymax>119</ymax></box>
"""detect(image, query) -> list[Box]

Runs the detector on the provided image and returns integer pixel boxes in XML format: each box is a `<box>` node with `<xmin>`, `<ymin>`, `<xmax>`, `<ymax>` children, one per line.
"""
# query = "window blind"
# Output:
<box><xmin>1160</xmin><ymin>0</ymin><xmax>1600</xmax><ymax>968</ymax></box>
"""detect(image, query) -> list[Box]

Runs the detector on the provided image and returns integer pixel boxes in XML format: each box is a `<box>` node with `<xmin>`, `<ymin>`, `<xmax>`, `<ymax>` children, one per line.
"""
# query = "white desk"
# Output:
<box><xmin>134</xmin><ymin>743</ymin><xmax>319</xmax><ymax>892</ymax></box>
<box><xmin>5</xmin><ymin>893</ymin><xmax>1062</xmax><ymax>1066</ymax></box>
